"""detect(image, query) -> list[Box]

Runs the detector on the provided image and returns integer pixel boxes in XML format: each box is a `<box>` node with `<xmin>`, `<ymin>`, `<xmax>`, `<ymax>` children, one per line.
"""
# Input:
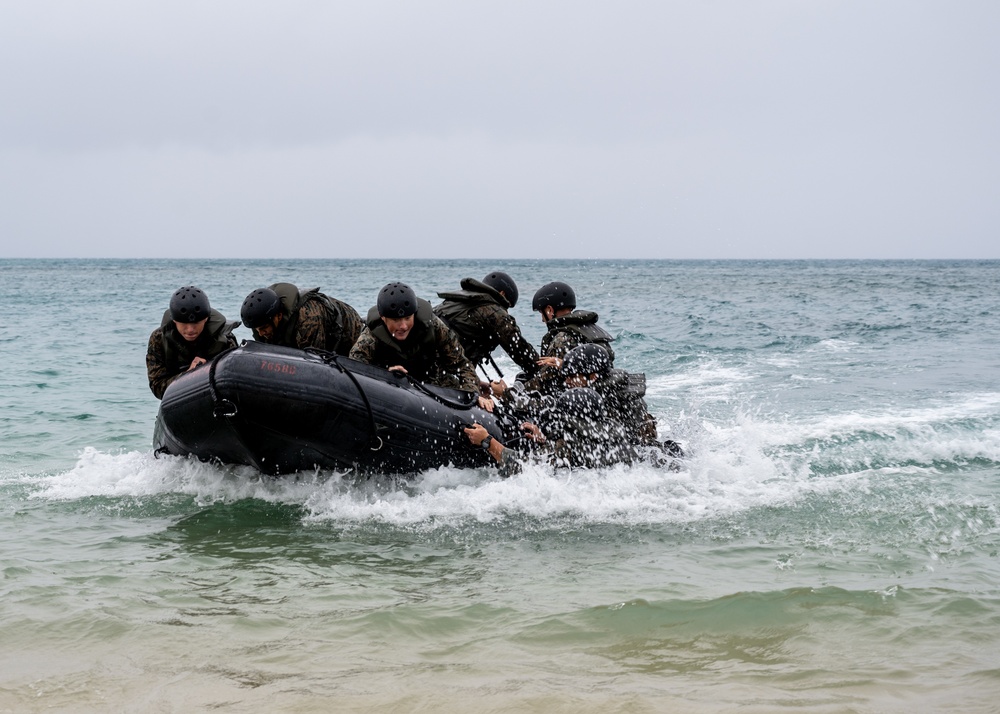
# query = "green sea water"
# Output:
<box><xmin>2</xmin><ymin>259</ymin><xmax>999</xmax><ymax>712</ymax></box>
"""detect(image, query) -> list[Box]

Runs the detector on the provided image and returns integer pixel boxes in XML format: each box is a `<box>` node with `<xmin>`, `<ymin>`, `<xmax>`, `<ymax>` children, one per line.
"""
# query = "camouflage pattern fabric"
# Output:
<box><xmin>522</xmin><ymin>310</ymin><xmax>615</xmax><ymax>396</ymax></box>
<box><xmin>292</xmin><ymin>296</ymin><xmax>363</xmax><ymax>355</ymax></box>
<box><xmin>349</xmin><ymin>315</ymin><xmax>480</xmax><ymax>394</ymax></box>
<box><xmin>538</xmin><ymin>310</ymin><xmax>615</xmax><ymax>362</ymax></box>
<box><xmin>146</xmin><ymin>328</ymin><xmax>180</xmax><ymax>399</ymax></box>
<box><xmin>146</xmin><ymin>309</ymin><xmax>237</xmax><ymax>399</ymax></box>
<box><xmin>550</xmin><ymin>433</ymin><xmax>635</xmax><ymax>469</ymax></box>
<box><xmin>543</xmin><ymin>413</ymin><xmax>634</xmax><ymax>468</ymax></box>
<box><xmin>592</xmin><ymin>370</ymin><xmax>659</xmax><ymax>445</ymax></box>
<box><xmin>436</xmin><ymin>300</ymin><xmax>539</xmax><ymax>374</ymax></box>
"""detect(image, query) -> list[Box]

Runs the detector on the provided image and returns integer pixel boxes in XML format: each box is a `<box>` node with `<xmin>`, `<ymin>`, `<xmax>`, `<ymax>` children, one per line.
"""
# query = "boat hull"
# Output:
<box><xmin>153</xmin><ymin>341</ymin><xmax>503</xmax><ymax>475</ymax></box>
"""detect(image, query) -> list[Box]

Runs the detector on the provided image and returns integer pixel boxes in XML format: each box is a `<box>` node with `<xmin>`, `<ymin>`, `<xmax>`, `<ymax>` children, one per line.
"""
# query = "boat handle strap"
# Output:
<box><xmin>208</xmin><ymin>348</ymin><xmax>238</xmax><ymax>419</ymax></box>
<box><xmin>307</xmin><ymin>348</ymin><xmax>385</xmax><ymax>452</ymax></box>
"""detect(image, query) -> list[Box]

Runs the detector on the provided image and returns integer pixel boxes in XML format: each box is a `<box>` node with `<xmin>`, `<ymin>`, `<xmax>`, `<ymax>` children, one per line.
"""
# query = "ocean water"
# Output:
<box><xmin>2</xmin><ymin>258</ymin><xmax>999</xmax><ymax>713</ymax></box>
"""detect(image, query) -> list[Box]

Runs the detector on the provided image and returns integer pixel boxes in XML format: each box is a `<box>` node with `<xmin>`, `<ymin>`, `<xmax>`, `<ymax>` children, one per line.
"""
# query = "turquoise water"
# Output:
<box><xmin>2</xmin><ymin>259</ymin><xmax>1000</xmax><ymax>712</ymax></box>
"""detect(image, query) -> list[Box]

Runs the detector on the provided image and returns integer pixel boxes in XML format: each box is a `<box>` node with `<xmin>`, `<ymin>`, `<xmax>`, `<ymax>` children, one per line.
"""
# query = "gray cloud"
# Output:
<box><xmin>1</xmin><ymin>1</ymin><xmax>997</xmax><ymax>258</ymax></box>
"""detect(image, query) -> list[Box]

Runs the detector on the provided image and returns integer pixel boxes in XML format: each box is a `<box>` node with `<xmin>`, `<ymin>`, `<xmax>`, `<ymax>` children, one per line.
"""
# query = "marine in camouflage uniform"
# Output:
<box><xmin>146</xmin><ymin>288</ymin><xmax>239</xmax><ymax>399</ymax></box>
<box><xmin>520</xmin><ymin>281</ymin><xmax>616</xmax><ymax>396</ymax></box>
<box><xmin>558</xmin><ymin>343</ymin><xmax>657</xmax><ymax>445</ymax></box>
<box><xmin>539</xmin><ymin>311</ymin><xmax>615</xmax><ymax>363</ymax></box>
<box><xmin>591</xmin><ymin>370</ymin><xmax>659</xmax><ymax>446</ymax></box>
<box><xmin>561</xmin><ymin>343</ymin><xmax>684</xmax><ymax>458</ymax></box>
<box><xmin>242</xmin><ymin>282</ymin><xmax>362</xmax><ymax>355</ymax></box>
<box><xmin>433</xmin><ymin>275</ymin><xmax>539</xmax><ymax>377</ymax></box>
<box><xmin>487</xmin><ymin>388</ymin><xmax>634</xmax><ymax>470</ymax></box>
<box><xmin>349</xmin><ymin>297</ymin><xmax>480</xmax><ymax>394</ymax></box>
<box><xmin>539</xmin><ymin>388</ymin><xmax>635</xmax><ymax>469</ymax></box>
<box><xmin>524</xmin><ymin>309</ymin><xmax>616</xmax><ymax>392</ymax></box>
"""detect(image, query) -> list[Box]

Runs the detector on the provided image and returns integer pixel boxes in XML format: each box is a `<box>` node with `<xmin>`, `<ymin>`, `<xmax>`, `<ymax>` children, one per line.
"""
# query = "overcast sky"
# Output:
<box><xmin>1</xmin><ymin>1</ymin><xmax>997</xmax><ymax>259</ymax></box>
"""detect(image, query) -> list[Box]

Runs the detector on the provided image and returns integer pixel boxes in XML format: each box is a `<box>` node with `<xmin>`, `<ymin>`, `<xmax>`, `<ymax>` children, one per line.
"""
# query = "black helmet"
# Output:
<box><xmin>377</xmin><ymin>282</ymin><xmax>417</xmax><ymax>318</ymax></box>
<box><xmin>482</xmin><ymin>271</ymin><xmax>519</xmax><ymax>308</ymax></box>
<box><xmin>532</xmin><ymin>281</ymin><xmax>576</xmax><ymax>312</ymax></box>
<box><xmin>241</xmin><ymin>287</ymin><xmax>283</xmax><ymax>328</ymax></box>
<box><xmin>562</xmin><ymin>344</ymin><xmax>612</xmax><ymax>377</ymax></box>
<box><xmin>169</xmin><ymin>286</ymin><xmax>211</xmax><ymax>323</ymax></box>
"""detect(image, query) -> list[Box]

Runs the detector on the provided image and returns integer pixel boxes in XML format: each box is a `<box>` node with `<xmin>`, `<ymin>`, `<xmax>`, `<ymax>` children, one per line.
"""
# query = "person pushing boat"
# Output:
<box><xmin>240</xmin><ymin>282</ymin><xmax>362</xmax><ymax>356</ymax></box>
<box><xmin>145</xmin><ymin>286</ymin><xmax>239</xmax><ymax>399</ymax></box>
<box><xmin>349</xmin><ymin>282</ymin><xmax>494</xmax><ymax>411</ymax></box>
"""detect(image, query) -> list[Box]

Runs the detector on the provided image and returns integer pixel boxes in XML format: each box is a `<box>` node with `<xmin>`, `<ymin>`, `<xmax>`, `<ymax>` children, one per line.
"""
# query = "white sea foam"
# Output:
<box><xmin>646</xmin><ymin>364</ymin><xmax>753</xmax><ymax>401</ymax></box>
<box><xmin>762</xmin><ymin>356</ymin><xmax>799</xmax><ymax>369</ymax></box>
<box><xmin>789</xmin><ymin>373</ymin><xmax>830</xmax><ymax>382</ymax></box>
<box><xmin>24</xmin><ymin>443</ymin><xmax>860</xmax><ymax>530</ymax></box>
<box><xmin>27</xmin><ymin>389</ymin><xmax>1000</xmax><ymax>528</ymax></box>
<box><xmin>31</xmin><ymin>447</ymin><xmax>324</xmax><ymax>505</ymax></box>
<box><xmin>742</xmin><ymin>392</ymin><xmax>1000</xmax><ymax>449</ymax></box>
<box><xmin>812</xmin><ymin>338</ymin><xmax>860</xmax><ymax>352</ymax></box>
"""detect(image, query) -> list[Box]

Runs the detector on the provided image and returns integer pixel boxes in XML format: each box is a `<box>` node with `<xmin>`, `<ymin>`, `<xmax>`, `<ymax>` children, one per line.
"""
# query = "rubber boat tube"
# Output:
<box><xmin>153</xmin><ymin>341</ymin><xmax>506</xmax><ymax>475</ymax></box>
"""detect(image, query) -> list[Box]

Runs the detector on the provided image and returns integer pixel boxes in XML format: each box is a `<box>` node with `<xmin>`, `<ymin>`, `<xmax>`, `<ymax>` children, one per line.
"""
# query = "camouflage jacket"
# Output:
<box><xmin>523</xmin><ymin>310</ymin><xmax>615</xmax><ymax>395</ymax></box>
<box><xmin>146</xmin><ymin>308</ymin><xmax>238</xmax><ymax>399</ymax></box>
<box><xmin>549</xmin><ymin>419</ymin><xmax>635</xmax><ymax>469</ymax></box>
<box><xmin>500</xmin><ymin>370</ymin><xmax>656</xmax><ymax>445</ymax></box>
<box><xmin>539</xmin><ymin>310</ymin><xmax>615</xmax><ymax>361</ymax></box>
<box><xmin>507</xmin><ymin>418</ymin><xmax>635</xmax><ymax>470</ymax></box>
<box><xmin>256</xmin><ymin>283</ymin><xmax>363</xmax><ymax>356</ymax></box>
<box><xmin>434</xmin><ymin>278</ymin><xmax>539</xmax><ymax>375</ymax></box>
<box><xmin>348</xmin><ymin>298</ymin><xmax>480</xmax><ymax>394</ymax></box>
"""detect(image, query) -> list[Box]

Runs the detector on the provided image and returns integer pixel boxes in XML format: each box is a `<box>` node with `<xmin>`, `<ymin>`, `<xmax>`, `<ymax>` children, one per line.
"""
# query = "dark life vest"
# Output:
<box><xmin>269</xmin><ymin>282</ymin><xmax>318</xmax><ymax>346</ymax></box>
<box><xmin>159</xmin><ymin>308</ymin><xmax>237</xmax><ymax>373</ymax></box>
<box><xmin>542</xmin><ymin>310</ymin><xmax>616</xmax><ymax>362</ymax></box>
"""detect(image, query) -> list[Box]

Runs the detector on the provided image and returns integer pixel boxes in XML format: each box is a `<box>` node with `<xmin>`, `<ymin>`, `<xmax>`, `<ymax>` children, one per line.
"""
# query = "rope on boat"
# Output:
<box><xmin>208</xmin><ymin>346</ymin><xmax>238</xmax><ymax>418</ymax></box>
<box><xmin>306</xmin><ymin>348</ymin><xmax>385</xmax><ymax>452</ymax></box>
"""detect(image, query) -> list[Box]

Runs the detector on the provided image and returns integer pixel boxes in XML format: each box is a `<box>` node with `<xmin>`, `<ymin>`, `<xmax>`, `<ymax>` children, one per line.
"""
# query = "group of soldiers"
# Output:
<box><xmin>146</xmin><ymin>273</ymin><xmax>682</xmax><ymax>475</ymax></box>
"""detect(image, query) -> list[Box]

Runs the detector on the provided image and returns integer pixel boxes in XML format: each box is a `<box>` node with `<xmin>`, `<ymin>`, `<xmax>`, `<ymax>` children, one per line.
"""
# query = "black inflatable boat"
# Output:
<box><xmin>153</xmin><ymin>341</ymin><xmax>505</xmax><ymax>475</ymax></box>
